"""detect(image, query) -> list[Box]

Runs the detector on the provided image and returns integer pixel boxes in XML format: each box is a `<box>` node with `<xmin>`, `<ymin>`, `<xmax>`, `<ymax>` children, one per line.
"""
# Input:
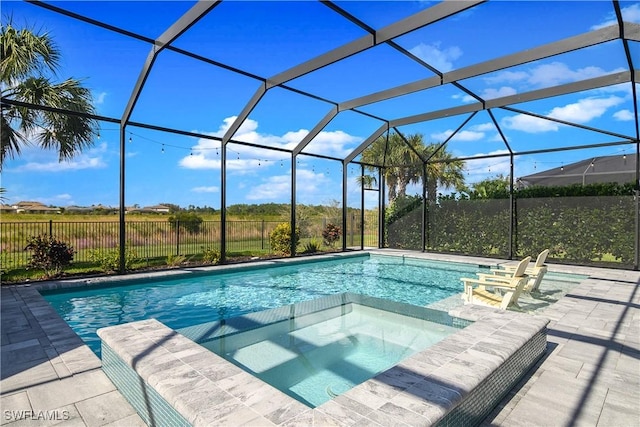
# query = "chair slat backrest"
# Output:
<box><xmin>535</xmin><ymin>249</ymin><xmax>550</xmax><ymax>267</ymax></box>
<box><xmin>513</xmin><ymin>256</ymin><xmax>532</xmax><ymax>278</ymax></box>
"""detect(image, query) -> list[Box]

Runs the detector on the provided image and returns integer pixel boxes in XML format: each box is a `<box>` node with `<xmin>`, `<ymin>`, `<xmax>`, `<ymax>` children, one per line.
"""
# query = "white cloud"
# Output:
<box><xmin>180</xmin><ymin>116</ymin><xmax>361</xmax><ymax>170</ymax></box>
<box><xmin>591</xmin><ymin>3</ymin><xmax>640</xmax><ymax>30</ymax></box>
<box><xmin>430</xmin><ymin>130</ymin><xmax>453</xmax><ymax>141</ymax></box>
<box><xmin>457</xmin><ymin>93</ymin><xmax>477</xmax><ymax>104</ymax></box>
<box><xmin>529</xmin><ymin>63</ymin><xmax>615</xmax><ymax>87</ymax></box>
<box><xmin>94</xmin><ymin>91</ymin><xmax>107</xmax><ymax>105</ymax></box>
<box><xmin>613</xmin><ymin>109</ymin><xmax>634</xmax><ymax>121</ymax></box>
<box><xmin>246</xmin><ymin>169</ymin><xmax>332</xmax><ymax>202</ymax></box>
<box><xmin>11</xmin><ymin>143</ymin><xmax>109</xmax><ymax>172</ymax></box>
<box><xmin>409</xmin><ymin>42</ymin><xmax>462</xmax><ymax>72</ymax></box>
<box><xmin>623</xmin><ymin>3</ymin><xmax>640</xmax><ymax>22</ymax></box>
<box><xmin>431</xmin><ymin>127</ymin><xmax>486</xmax><ymax>142</ymax></box>
<box><xmin>547</xmin><ymin>96</ymin><xmax>624</xmax><ymax>123</ymax></box>
<box><xmin>456</xmin><ymin>86</ymin><xmax>518</xmax><ymax>103</ymax></box>
<box><xmin>453</xmin><ymin>130</ymin><xmax>485</xmax><ymax>142</ymax></box>
<box><xmin>501</xmin><ymin>95</ymin><xmax>624</xmax><ymax>133</ymax></box>
<box><xmin>191</xmin><ymin>186</ymin><xmax>220</xmax><ymax>193</ymax></box>
<box><xmin>484</xmin><ymin>70</ymin><xmax>528</xmax><ymax>85</ymax></box>
<box><xmin>463</xmin><ymin>150</ymin><xmax>512</xmax><ymax>183</ymax></box>
<box><xmin>480</xmin><ymin>86</ymin><xmax>517</xmax><ymax>100</ymax></box>
<box><xmin>501</xmin><ymin>115</ymin><xmax>560</xmax><ymax>133</ymax></box>
<box><xmin>597</xmin><ymin>82</ymin><xmax>634</xmax><ymax>97</ymax></box>
<box><xmin>483</xmin><ymin>62</ymin><xmax>624</xmax><ymax>91</ymax></box>
<box><xmin>302</xmin><ymin>130</ymin><xmax>360</xmax><ymax>157</ymax></box>
<box><xmin>246</xmin><ymin>175</ymin><xmax>290</xmax><ymax>200</ymax></box>
<box><xmin>471</xmin><ymin>122</ymin><xmax>495</xmax><ymax>132</ymax></box>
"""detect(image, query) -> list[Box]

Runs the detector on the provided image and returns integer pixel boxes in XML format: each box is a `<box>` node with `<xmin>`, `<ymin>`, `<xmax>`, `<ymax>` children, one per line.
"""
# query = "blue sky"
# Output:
<box><xmin>2</xmin><ymin>0</ymin><xmax>639</xmax><ymax>209</ymax></box>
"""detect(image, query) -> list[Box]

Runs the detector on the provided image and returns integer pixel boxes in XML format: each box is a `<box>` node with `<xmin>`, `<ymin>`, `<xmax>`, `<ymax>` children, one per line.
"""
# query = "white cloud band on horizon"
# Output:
<box><xmin>179</xmin><ymin>116</ymin><xmax>361</xmax><ymax>171</ymax></box>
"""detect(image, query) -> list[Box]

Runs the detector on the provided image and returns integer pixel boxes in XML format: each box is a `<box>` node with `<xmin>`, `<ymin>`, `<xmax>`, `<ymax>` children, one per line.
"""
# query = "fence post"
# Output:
<box><xmin>350</xmin><ymin>214</ymin><xmax>354</xmax><ymax>246</ymax></box>
<box><xmin>176</xmin><ymin>220</ymin><xmax>180</xmax><ymax>256</ymax></box>
<box><xmin>261</xmin><ymin>220</ymin><xmax>265</xmax><ymax>250</ymax></box>
<box><xmin>49</xmin><ymin>220</ymin><xmax>53</xmax><ymax>238</ymax></box>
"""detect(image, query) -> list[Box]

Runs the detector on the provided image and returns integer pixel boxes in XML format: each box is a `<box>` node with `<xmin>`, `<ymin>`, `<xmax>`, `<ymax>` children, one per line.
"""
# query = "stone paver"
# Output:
<box><xmin>481</xmin><ymin>265</ymin><xmax>640</xmax><ymax>427</ymax></box>
<box><xmin>2</xmin><ymin>252</ymin><xmax>639</xmax><ymax>426</ymax></box>
<box><xmin>0</xmin><ymin>286</ymin><xmax>144</xmax><ymax>427</ymax></box>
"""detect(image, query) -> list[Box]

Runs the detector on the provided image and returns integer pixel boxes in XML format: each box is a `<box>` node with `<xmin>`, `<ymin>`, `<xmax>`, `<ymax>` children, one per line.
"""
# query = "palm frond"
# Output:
<box><xmin>1</xmin><ymin>20</ymin><xmax>60</xmax><ymax>83</ymax></box>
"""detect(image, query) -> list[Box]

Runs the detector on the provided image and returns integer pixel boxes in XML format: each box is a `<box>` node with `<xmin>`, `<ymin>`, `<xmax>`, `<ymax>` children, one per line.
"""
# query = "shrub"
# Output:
<box><xmin>24</xmin><ymin>235</ymin><xmax>75</xmax><ymax>278</ymax></box>
<box><xmin>322</xmin><ymin>223</ymin><xmax>341</xmax><ymax>248</ymax></box>
<box><xmin>269</xmin><ymin>222</ymin><xmax>300</xmax><ymax>256</ymax></box>
<box><xmin>301</xmin><ymin>239</ymin><xmax>322</xmax><ymax>254</ymax></box>
<box><xmin>168</xmin><ymin>212</ymin><xmax>203</xmax><ymax>234</ymax></box>
<box><xmin>167</xmin><ymin>254</ymin><xmax>187</xmax><ymax>266</ymax></box>
<box><xmin>201</xmin><ymin>246</ymin><xmax>221</xmax><ymax>265</ymax></box>
<box><xmin>89</xmin><ymin>246</ymin><xmax>138</xmax><ymax>273</ymax></box>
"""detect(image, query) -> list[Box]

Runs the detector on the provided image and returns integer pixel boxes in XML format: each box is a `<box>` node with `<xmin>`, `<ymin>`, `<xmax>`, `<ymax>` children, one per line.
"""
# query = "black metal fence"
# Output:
<box><xmin>1</xmin><ymin>215</ymin><xmax>380</xmax><ymax>274</ymax></box>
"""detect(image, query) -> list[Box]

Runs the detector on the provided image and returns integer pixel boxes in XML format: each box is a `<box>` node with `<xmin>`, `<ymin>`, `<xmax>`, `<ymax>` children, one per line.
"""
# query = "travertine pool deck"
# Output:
<box><xmin>1</xmin><ymin>251</ymin><xmax>639</xmax><ymax>426</ymax></box>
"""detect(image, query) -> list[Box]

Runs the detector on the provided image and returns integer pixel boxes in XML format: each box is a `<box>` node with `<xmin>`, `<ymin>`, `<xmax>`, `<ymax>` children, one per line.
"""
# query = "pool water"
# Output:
<box><xmin>41</xmin><ymin>254</ymin><xmax>484</xmax><ymax>356</ymax></box>
<box><xmin>199</xmin><ymin>300</ymin><xmax>461</xmax><ymax>407</ymax></box>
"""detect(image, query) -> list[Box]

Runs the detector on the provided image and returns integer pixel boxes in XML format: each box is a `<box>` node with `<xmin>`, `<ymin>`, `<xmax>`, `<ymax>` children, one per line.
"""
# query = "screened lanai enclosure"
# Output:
<box><xmin>1</xmin><ymin>0</ymin><xmax>639</xmax><ymax>271</ymax></box>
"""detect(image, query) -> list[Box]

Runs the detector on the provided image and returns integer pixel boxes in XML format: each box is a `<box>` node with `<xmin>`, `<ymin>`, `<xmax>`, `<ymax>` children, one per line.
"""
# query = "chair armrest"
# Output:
<box><xmin>476</xmin><ymin>273</ymin><xmax>514</xmax><ymax>283</ymax></box>
<box><xmin>489</xmin><ymin>268</ymin><xmax>512</xmax><ymax>276</ymax></box>
<box><xmin>462</xmin><ymin>276</ymin><xmax>522</xmax><ymax>291</ymax></box>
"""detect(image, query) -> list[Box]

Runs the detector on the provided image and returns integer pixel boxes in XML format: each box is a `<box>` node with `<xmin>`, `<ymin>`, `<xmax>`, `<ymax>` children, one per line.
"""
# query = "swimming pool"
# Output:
<box><xmin>41</xmin><ymin>253</ymin><xmax>486</xmax><ymax>356</ymax></box>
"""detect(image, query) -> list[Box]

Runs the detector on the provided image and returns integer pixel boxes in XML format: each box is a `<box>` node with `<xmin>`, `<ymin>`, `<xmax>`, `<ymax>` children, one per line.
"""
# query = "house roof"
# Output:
<box><xmin>517</xmin><ymin>153</ymin><xmax>638</xmax><ymax>187</ymax></box>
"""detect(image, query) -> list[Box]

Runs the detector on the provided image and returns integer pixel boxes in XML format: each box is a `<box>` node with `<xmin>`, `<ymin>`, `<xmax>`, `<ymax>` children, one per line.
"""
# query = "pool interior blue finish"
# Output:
<box><xmin>41</xmin><ymin>254</ymin><xmax>486</xmax><ymax>356</ymax></box>
<box><xmin>183</xmin><ymin>293</ymin><xmax>468</xmax><ymax>407</ymax></box>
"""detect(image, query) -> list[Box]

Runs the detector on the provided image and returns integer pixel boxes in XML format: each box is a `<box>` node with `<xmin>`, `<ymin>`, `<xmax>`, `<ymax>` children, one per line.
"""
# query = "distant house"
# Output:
<box><xmin>517</xmin><ymin>153</ymin><xmax>637</xmax><ymax>188</ymax></box>
<box><xmin>126</xmin><ymin>205</ymin><xmax>171</xmax><ymax>214</ymax></box>
<box><xmin>12</xmin><ymin>201</ymin><xmax>61</xmax><ymax>214</ymax></box>
<box><xmin>145</xmin><ymin>205</ymin><xmax>171</xmax><ymax>213</ymax></box>
<box><xmin>0</xmin><ymin>204</ymin><xmax>17</xmax><ymax>213</ymax></box>
<box><xmin>65</xmin><ymin>205</ymin><xmax>94</xmax><ymax>213</ymax></box>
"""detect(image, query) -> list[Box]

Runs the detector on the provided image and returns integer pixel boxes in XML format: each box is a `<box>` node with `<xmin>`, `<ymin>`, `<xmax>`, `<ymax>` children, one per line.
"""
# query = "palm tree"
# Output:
<box><xmin>361</xmin><ymin>131</ymin><xmax>465</xmax><ymax>204</ymax></box>
<box><xmin>1</xmin><ymin>19</ymin><xmax>98</xmax><ymax>171</ymax></box>
<box><xmin>361</xmin><ymin>132</ymin><xmax>421</xmax><ymax>204</ymax></box>
<box><xmin>424</xmin><ymin>143</ymin><xmax>465</xmax><ymax>202</ymax></box>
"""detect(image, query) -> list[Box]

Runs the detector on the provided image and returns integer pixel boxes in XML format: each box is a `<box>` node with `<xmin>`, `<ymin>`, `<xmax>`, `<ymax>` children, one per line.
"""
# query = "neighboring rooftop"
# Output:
<box><xmin>517</xmin><ymin>153</ymin><xmax>638</xmax><ymax>188</ymax></box>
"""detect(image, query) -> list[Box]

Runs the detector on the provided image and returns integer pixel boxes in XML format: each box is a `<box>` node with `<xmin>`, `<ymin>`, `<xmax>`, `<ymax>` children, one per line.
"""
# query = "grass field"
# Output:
<box><xmin>0</xmin><ymin>212</ymin><xmax>380</xmax><ymax>283</ymax></box>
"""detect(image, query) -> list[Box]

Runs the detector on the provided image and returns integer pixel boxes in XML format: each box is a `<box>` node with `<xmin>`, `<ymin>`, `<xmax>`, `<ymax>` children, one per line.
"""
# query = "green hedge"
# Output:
<box><xmin>517</xmin><ymin>196</ymin><xmax>635</xmax><ymax>265</ymax></box>
<box><xmin>385</xmin><ymin>188</ymin><xmax>637</xmax><ymax>268</ymax></box>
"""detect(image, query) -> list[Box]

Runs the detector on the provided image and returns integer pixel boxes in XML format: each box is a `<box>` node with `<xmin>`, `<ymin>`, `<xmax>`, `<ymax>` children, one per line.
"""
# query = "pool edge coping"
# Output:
<box><xmin>97</xmin><ymin>303</ymin><xmax>549</xmax><ymax>426</ymax></box>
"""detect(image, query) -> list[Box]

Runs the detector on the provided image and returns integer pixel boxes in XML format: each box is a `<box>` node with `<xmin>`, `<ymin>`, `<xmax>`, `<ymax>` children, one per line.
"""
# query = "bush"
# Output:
<box><xmin>301</xmin><ymin>239</ymin><xmax>322</xmax><ymax>254</ymax></box>
<box><xmin>269</xmin><ymin>222</ymin><xmax>300</xmax><ymax>256</ymax></box>
<box><xmin>201</xmin><ymin>246</ymin><xmax>221</xmax><ymax>265</ymax></box>
<box><xmin>24</xmin><ymin>235</ymin><xmax>74</xmax><ymax>278</ymax></box>
<box><xmin>168</xmin><ymin>212</ymin><xmax>203</xmax><ymax>234</ymax></box>
<box><xmin>322</xmin><ymin>223</ymin><xmax>341</xmax><ymax>248</ymax></box>
<box><xmin>89</xmin><ymin>246</ymin><xmax>138</xmax><ymax>273</ymax></box>
<box><xmin>167</xmin><ymin>254</ymin><xmax>187</xmax><ymax>266</ymax></box>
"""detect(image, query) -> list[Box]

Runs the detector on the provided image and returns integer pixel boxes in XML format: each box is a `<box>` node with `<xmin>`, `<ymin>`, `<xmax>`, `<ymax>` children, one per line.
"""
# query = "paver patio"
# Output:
<box><xmin>1</xmin><ymin>252</ymin><xmax>638</xmax><ymax>426</ymax></box>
